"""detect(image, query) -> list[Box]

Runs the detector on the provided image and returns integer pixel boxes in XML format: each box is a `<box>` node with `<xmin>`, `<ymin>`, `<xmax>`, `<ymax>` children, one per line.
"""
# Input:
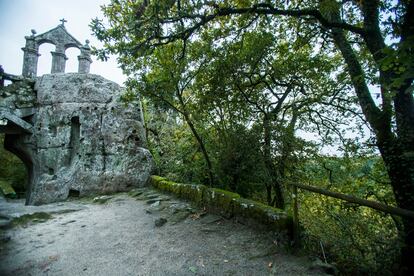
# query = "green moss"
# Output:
<box><xmin>171</xmin><ymin>183</ymin><xmax>183</xmax><ymax>195</ymax></box>
<box><xmin>150</xmin><ymin>175</ymin><xmax>292</xmax><ymax>233</ymax></box>
<box><xmin>162</xmin><ymin>181</ymin><xmax>180</xmax><ymax>194</ymax></box>
<box><xmin>233</xmin><ymin>198</ymin><xmax>291</xmax><ymax>229</ymax></box>
<box><xmin>151</xmin><ymin>176</ymin><xmax>206</xmax><ymax>203</ymax></box>
<box><xmin>11</xmin><ymin>212</ymin><xmax>53</xmax><ymax>227</ymax></box>
<box><xmin>92</xmin><ymin>195</ymin><xmax>112</xmax><ymax>204</ymax></box>
<box><xmin>205</xmin><ymin>188</ymin><xmax>240</xmax><ymax>213</ymax></box>
<box><xmin>151</xmin><ymin>176</ymin><xmax>168</xmax><ymax>189</ymax></box>
<box><xmin>151</xmin><ymin>175</ymin><xmax>167</xmax><ymax>183</ymax></box>
<box><xmin>179</xmin><ymin>184</ymin><xmax>207</xmax><ymax>204</ymax></box>
<box><xmin>153</xmin><ymin>177</ymin><xmax>182</xmax><ymax>195</ymax></box>
<box><xmin>210</xmin><ymin>188</ymin><xmax>240</xmax><ymax>199</ymax></box>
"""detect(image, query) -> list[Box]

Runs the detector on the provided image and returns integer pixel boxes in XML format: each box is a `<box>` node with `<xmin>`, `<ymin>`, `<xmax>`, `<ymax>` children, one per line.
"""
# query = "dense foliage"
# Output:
<box><xmin>0</xmin><ymin>134</ymin><xmax>27</xmax><ymax>197</ymax></box>
<box><xmin>298</xmin><ymin>156</ymin><xmax>399</xmax><ymax>275</ymax></box>
<box><xmin>91</xmin><ymin>0</ymin><xmax>413</xmax><ymax>274</ymax></box>
<box><xmin>143</xmin><ymin>97</ymin><xmax>399</xmax><ymax>274</ymax></box>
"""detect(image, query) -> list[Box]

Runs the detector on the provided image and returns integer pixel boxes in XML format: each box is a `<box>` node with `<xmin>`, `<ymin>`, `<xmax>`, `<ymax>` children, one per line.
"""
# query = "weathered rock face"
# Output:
<box><xmin>1</xmin><ymin>73</ymin><xmax>154</xmax><ymax>205</ymax></box>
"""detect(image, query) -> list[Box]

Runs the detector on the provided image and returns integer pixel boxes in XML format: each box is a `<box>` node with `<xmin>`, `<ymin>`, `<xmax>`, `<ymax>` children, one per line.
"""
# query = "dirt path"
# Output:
<box><xmin>0</xmin><ymin>188</ymin><xmax>325</xmax><ymax>275</ymax></box>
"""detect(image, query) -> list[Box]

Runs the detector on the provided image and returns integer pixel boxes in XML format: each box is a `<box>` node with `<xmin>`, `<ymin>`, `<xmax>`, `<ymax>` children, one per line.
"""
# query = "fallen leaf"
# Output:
<box><xmin>190</xmin><ymin>210</ymin><xmax>207</xmax><ymax>220</ymax></box>
<box><xmin>48</xmin><ymin>255</ymin><xmax>59</xmax><ymax>261</ymax></box>
<box><xmin>190</xmin><ymin>213</ymin><xmax>200</xmax><ymax>220</ymax></box>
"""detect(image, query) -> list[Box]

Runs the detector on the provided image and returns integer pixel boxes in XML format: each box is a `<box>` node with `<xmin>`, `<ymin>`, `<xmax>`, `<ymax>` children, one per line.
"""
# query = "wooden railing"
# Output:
<box><xmin>289</xmin><ymin>182</ymin><xmax>414</xmax><ymax>245</ymax></box>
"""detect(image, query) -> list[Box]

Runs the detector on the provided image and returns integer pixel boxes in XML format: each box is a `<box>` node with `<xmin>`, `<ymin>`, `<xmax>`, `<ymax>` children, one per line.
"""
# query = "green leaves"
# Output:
<box><xmin>0</xmin><ymin>134</ymin><xmax>27</xmax><ymax>196</ymax></box>
<box><xmin>298</xmin><ymin>155</ymin><xmax>397</xmax><ymax>275</ymax></box>
<box><xmin>318</xmin><ymin>0</ymin><xmax>340</xmax><ymax>21</ymax></box>
<box><xmin>92</xmin><ymin>1</ymin><xmax>413</xmax><ymax>273</ymax></box>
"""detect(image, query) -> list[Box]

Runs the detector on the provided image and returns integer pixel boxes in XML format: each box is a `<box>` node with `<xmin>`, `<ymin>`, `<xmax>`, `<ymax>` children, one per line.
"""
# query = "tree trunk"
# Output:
<box><xmin>331</xmin><ymin>20</ymin><xmax>414</xmax><ymax>275</ymax></box>
<box><xmin>277</xmin><ymin>109</ymin><xmax>298</xmax><ymax>185</ymax></box>
<box><xmin>265</xmin><ymin>184</ymin><xmax>272</xmax><ymax>206</ymax></box>
<box><xmin>377</xmin><ymin>141</ymin><xmax>414</xmax><ymax>274</ymax></box>
<box><xmin>176</xmin><ymin>92</ymin><xmax>214</xmax><ymax>186</ymax></box>
<box><xmin>263</xmin><ymin>115</ymin><xmax>285</xmax><ymax>209</ymax></box>
<box><xmin>182</xmin><ymin>112</ymin><xmax>214</xmax><ymax>186</ymax></box>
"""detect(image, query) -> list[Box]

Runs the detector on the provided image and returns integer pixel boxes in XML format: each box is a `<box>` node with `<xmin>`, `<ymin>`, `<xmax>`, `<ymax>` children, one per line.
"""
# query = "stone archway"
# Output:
<box><xmin>3</xmin><ymin>133</ymin><xmax>33</xmax><ymax>201</ymax></box>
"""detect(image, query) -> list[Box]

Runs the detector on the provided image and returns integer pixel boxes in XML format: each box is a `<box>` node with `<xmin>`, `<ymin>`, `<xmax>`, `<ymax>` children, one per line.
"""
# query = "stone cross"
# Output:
<box><xmin>60</xmin><ymin>18</ymin><xmax>67</xmax><ymax>26</ymax></box>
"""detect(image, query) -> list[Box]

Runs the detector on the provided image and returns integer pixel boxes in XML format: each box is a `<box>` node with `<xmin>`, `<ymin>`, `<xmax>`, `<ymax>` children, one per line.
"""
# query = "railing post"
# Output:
<box><xmin>292</xmin><ymin>184</ymin><xmax>300</xmax><ymax>247</ymax></box>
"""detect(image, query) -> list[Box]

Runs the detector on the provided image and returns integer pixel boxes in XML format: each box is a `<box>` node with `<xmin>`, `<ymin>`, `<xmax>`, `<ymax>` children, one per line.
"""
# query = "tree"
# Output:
<box><xmin>142</xmin><ymin>100</ymin><xmax>210</xmax><ymax>183</ymax></box>
<box><xmin>194</xmin><ymin>28</ymin><xmax>356</xmax><ymax>208</ymax></box>
<box><xmin>124</xmin><ymin>42</ymin><xmax>215</xmax><ymax>186</ymax></box>
<box><xmin>91</xmin><ymin>0</ymin><xmax>414</xmax><ymax>271</ymax></box>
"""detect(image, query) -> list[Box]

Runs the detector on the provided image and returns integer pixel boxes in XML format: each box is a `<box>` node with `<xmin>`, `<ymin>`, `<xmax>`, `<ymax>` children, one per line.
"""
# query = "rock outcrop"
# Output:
<box><xmin>1</xmin><ymin>73</ymin><xmax>154</xmax><ymax>205</ymax></box>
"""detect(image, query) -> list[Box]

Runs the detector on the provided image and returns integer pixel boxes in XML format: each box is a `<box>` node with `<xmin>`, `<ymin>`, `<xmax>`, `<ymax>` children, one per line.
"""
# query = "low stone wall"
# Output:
<box><xmin>150</xmin><ymin>175</ymin><xmax>292</xmax><ymax>234</ymax></box>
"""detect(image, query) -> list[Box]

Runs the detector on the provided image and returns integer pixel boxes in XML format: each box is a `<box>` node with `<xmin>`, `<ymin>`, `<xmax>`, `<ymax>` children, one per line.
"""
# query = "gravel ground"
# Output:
<box><xmin>0</xmin><ymin>188</ymin><xmax>326</xmax><ymax>275</ymax></box>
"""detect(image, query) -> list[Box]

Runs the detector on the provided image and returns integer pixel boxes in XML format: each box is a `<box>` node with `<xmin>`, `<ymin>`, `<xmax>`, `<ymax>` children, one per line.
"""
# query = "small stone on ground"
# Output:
<box><xmin>154</xmin><ymin>218</ymin><xmax>168</xmax><ymax>227</ymax></box>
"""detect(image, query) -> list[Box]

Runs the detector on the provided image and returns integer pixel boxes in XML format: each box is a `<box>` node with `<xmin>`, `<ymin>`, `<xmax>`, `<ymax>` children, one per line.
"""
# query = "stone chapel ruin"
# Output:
<box><xmin>0</xmin><ymin>22</ymin><xmax>154</xmax><ymax>205</ymax></box>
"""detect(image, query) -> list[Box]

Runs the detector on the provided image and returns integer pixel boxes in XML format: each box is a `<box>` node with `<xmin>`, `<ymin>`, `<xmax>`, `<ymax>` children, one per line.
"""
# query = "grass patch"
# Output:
<box><xmin>11</xmin><ymin>212</ymin><xmax>53</xmax><ymax>227</ymax></box>
<box><xmin>0</xmin><ymin>179</ymin><xmax>17</xmax><ymax>199</ymax></box>
<box><xmin>92</xmin><ymin>195</ymin><xmax>113</xmax><ymax>204</ymax></box>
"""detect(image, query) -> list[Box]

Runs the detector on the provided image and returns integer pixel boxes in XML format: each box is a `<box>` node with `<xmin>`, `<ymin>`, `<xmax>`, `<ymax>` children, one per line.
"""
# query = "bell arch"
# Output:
<box><xmin>65</xmin><ymin>46</ymin><xmax>81</xmax><ymax>73</ymax></box>
<box><xmin>37</xmin><ymin>42</ymin><xmax>55</xmax><ymax>76</ymax></box>
<box><xmin>21</xmin><ymin>21</ymin><xmax>92</xmax><ymax>77</ymax></box>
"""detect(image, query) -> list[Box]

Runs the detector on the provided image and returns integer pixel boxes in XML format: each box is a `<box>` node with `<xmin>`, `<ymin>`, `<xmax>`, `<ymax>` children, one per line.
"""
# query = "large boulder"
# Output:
<box><xmin>2</xmin><ymin>73</ymin><xmax>154</xmax><ymax>205</ymax></box>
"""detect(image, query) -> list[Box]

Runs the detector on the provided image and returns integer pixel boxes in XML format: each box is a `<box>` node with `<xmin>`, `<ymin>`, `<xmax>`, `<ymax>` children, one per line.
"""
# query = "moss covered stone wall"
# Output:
<box><xmin>150</xmin><ymin>175</ymin><xmax>292</xmax><ymax>234</ymax></box>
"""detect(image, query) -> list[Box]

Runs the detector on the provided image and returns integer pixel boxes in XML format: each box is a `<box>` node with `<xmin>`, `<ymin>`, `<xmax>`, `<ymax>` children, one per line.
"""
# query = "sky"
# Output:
<box><xmin>0</xmin><ymin>0</ymin><xmax>374</xmax><ymax>155</ymax></box>
<box><xmin>0</xmin><ymin>0</ymin><xmax>126</xmax><ymax>85</ymax></box>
